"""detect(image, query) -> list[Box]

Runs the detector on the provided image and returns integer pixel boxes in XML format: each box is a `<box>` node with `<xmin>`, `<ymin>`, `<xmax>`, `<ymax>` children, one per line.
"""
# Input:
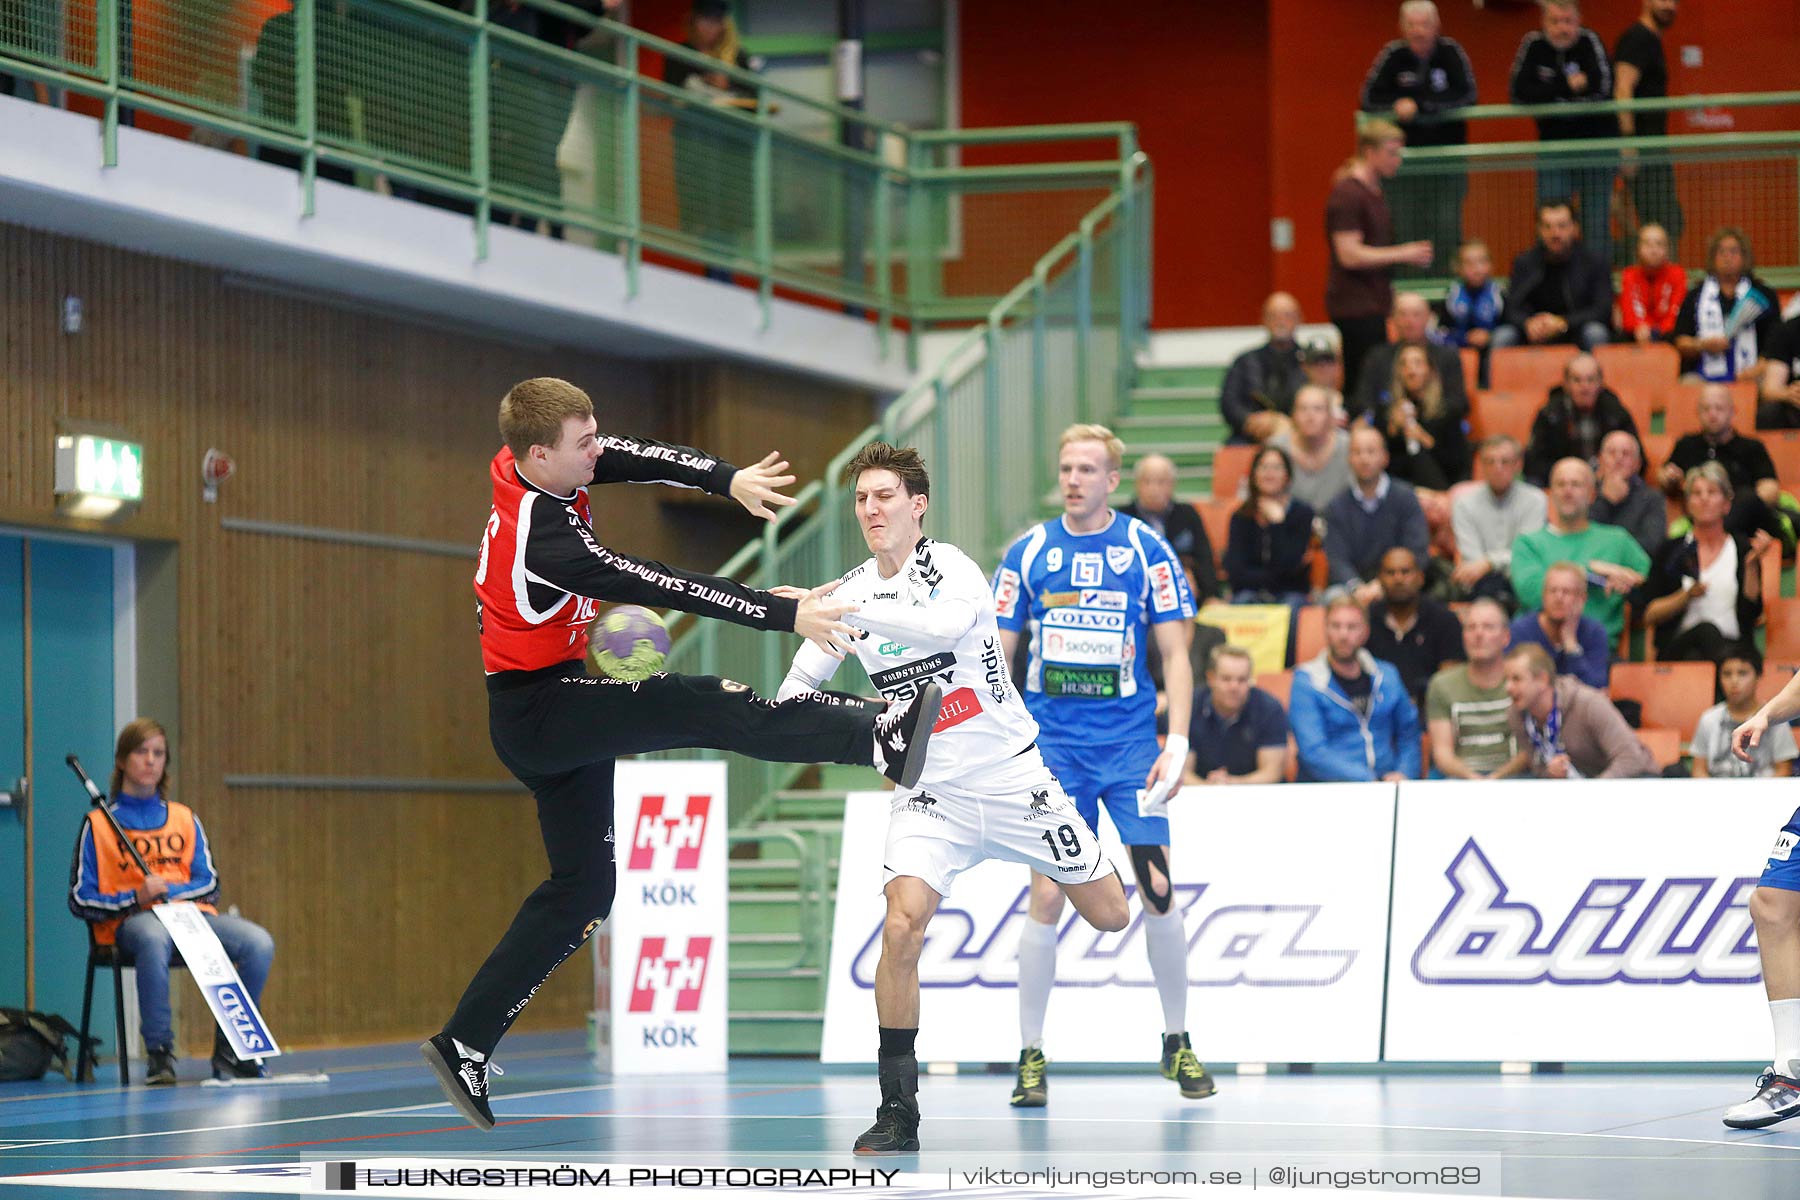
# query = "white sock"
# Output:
<box><xmin>1772</xmin><ymin>999</ymin><xmax>1800</xmax><ymax>1075</ymax></box>
<box><xmin>453</xmin><ymin>1037</ymin><xmax>486</xmax><ymax>1062</ymax></box>
<box><xmin>1016</xmin><ymin>918</ymin><xmax>1059</xmax><ymax>1050</ymax></box>
<box><xmin>1142</xmin><ymin>908</ymin><xmax>1190</xmax><ymax>1036</ymax></box>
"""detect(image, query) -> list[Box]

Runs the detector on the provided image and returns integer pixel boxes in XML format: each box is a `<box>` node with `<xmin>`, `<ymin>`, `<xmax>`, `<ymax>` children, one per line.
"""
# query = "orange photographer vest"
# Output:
<box><xmin>86</xmin><ymin>802</ymin><xmax>215</xmax><ymax>946</ymax></box>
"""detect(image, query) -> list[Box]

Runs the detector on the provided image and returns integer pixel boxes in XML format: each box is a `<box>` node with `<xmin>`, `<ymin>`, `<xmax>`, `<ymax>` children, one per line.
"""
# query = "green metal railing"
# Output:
<box><xmin>0</xmin><ymin>0</ymin><xmax>1135</xmax><ymax>350</ymax></box>
<box><xmin>657</xmin><ymin>153</ymin><xmax>1152</xmax><ymax>824</ymax></box>
<box><xmin>1367</xmin><ymin>91</ymin><xmax>1800</xmax><ymax>287</ymax></box>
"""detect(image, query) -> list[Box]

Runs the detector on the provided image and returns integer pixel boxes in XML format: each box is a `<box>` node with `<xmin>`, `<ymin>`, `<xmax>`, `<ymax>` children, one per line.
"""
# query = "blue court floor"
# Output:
<box><xmin>2</xmin><ymin>1034</ymin><xmax>1798</xmax><ymax>1199</ymax></box>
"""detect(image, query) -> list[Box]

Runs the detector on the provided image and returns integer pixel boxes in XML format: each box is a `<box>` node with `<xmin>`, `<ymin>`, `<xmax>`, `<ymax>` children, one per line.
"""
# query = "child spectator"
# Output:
<box><xmin>1438</xmin><ymin>240</ymin><xmax>1504</xmax><ymax>351</ymax></box>
<box><xmin>1619</xmin><ymin>223</ymin><xmax>1686</xmax><ymax>344</ymax></box>
<box><xmin>1691</xmin><ymin>648</ymin><xmax>1797</xmax><ymax>778</ymax></box>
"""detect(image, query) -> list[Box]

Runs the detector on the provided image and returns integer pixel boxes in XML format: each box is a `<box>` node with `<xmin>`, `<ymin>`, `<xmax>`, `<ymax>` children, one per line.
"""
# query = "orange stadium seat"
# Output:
<box><xmin>1193</xmin><ymin>500</ymin><xmax>1233</xmax><ymax>577</ymax></box>
<box><xmin>1211</xmin><ymin>445</ymin><xmax>1256</xmax><ymax>501</ymax></box>
<box><xmin>1459</xmin><ymin>347</ymin><xmax>1480</xmax><ymax>394</ymax></box>
<box><xmin>1489</xmin><ymin>346</ymin><xmax>1578</xmax><ymax>394</ymax></box>
<box><xmin>1594</xmin><ymin>343</ymin><xmax>1679</xmax><ymax>405</ymax></box>
<box><xmin>1766</xmin><ymin>598</ymin><xmax>1800</xmax><ymax>661</ymax></box>
<box><xmin>1609</xmin><ymin>662</ymin><xmax>1716</xmax><ymax>744</ymax></box>
<box><xmin>1639</xmin><ymin>726</ymin><xmax>1683</xmax><ymax>769</ymax></box>
<box><xmin>1256</xmin><ymin>670</ymin><xmax>1293</xmax><ymax>708</ymax></box>
<box><xmin>1293</xmin><ymin>605</ymin><xmax>1325</xmax><ymax>664</ymax></box>
<box><xmin>1758</xmin><ymin>662</ymin><xmax>1800</xmax><ymax>706</ymax></box>
<box><xmin>1659</xmin><ymin>381</ymin><xmax>1757</xmax><ymax>438</ymax></box>
<box><xmin>1469</xmin><ymin>390</ymin><xmax>1538</xmax><ymax>446</ymax></box>
<box><xmin>1764</xmin><ymin>432</ymin><xmax>1800</xmax><ymax>491</ymax></box>
<box><xmin>1640</xmin><ymin>432</ymin><xmax>1673</xmax><ymax>477</ymax></box>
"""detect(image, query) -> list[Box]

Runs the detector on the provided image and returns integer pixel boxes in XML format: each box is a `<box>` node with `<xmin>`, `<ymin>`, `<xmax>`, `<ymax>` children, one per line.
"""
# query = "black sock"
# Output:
<box><xmin>878</xmin><ymin>1026</ymin><xmax>918</xmax><ymax>1059</ymax></box>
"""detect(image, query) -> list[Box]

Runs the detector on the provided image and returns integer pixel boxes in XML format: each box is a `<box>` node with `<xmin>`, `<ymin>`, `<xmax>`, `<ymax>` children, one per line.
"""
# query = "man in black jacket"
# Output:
<box><xmin>1360</xmin><ymin>1</ymin><xmax>1478</xmax><ymax>275</ymax></box>
<box><xmin>1523</xmin><ymin>353</ymin><xmax>1639</xmax><ymax>485</ymax></box>
<box><xmin>1509</xmin><ymin>0</ymin><xmax>1617</xmax><ymax>264</ymax></box>
<box><xmin>1220</xmin><ymin>292</ymin><xmax>1306</xmax><ymax>443</ymax></box>
<box><xmin>1493</xmin><ymin>201</ymin><xmax>1613</xmax><ymax>352</ymax></box>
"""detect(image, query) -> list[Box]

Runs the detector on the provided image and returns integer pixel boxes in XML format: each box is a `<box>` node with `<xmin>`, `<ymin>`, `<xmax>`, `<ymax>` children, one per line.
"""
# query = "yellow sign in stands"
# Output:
<box><xmin>1195</xmin><ymin>603</ymin><xmax>1292</xmax><ymax>675</ymax></box>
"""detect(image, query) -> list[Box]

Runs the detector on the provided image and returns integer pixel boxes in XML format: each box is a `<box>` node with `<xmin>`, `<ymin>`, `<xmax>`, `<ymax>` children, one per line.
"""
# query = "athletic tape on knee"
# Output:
<box><xmin>1129</xmin><ymin>844</ymin><xmax>1172</xmax><ymax>914</ymax></box>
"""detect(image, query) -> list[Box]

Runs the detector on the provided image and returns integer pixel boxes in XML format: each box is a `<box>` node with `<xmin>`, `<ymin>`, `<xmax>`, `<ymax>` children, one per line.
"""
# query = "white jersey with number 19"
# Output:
<box><xmin>779</xmin><ymin>537</ymin><xmax>1037</xmax><ymax>786</ymax></box>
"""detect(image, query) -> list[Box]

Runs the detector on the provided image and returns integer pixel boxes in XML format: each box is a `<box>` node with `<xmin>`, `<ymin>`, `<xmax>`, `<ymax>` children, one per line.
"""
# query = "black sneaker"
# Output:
<box><xmin>874</xmin><ymin>683</ymin><xmax>943</xmax><ymax>790</ymax></box>
<box><xmin>421</xmin><ymin>1033</ymin><xmax>497</xmax><ymax>1131</ymax></box>
<box><xmin>145</xmin><ymin>1046</ymin><xmax>177</xmax><ymax>1086</ymax></box>
<box><xmin>1009</xmin><ymin>1047</ymin><xmax>1047</xmax><ymax>1107</ymax></box>
<box><xmin>211</xmin><ymin>1029</ymin><xmax>269</xmax><ymax>1081</ymax></box>
<box><xmin>1160</xmin><ymin>1032</ymin><xmax>1216</xmax><ymax>1099</ymax></box>
<box><xmin>853</xmin><ymin>1053</ymin><xmax>921</xmax><ymax>1154</ymax></box>
<box><xmin>1724</xmin><ymin>1069</ymin><xmax>1800</xmax><ymax>1129</ymax></box>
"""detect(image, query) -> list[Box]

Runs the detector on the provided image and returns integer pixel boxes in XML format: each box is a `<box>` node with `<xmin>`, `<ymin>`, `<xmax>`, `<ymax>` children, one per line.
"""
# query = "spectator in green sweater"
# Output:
<box><xmin>1511</xmin><ymin>457</ymin><xmax>1650</xmax><ymax>641</ymax></box>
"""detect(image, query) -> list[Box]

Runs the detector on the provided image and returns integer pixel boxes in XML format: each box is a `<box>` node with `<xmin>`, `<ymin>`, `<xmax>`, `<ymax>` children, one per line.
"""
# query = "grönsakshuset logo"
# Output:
<box><xmin>1410</xmin><ymin>839</ymin><xmax>1760</xmax><ymax>986</ymax></box>
<box><xmin>849</xmin><ymin>885</ymin><xmax>1354</xmax><ymax>989</ymax></box>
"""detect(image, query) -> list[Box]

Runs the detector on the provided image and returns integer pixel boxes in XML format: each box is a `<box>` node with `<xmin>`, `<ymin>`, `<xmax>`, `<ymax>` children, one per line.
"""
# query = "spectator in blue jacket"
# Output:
<box><xmin>1290</xmin><ymin>597</ymin><xmax>1421</xmax><ymax>782</ymax></box>
<box><xmin>1324</xmin><ymin>424</ymin><xmax>1431</xmax><ymax>604</ymax></box>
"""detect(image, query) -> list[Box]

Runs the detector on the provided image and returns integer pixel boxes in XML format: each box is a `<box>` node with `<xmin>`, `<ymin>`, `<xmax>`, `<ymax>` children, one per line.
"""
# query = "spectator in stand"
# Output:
<box><xmin>1641</xmin><ymin>462</ymin><xmax>1773</xmax><ymax>663</ymax></box>
<box><xmin>1692</xmin><ymin>647</ymin><xmax>1797</xmax><ymax>778</ymax></box>
<box><xmin>1452</xmin><ymin>434</ymin><xmax>1546</xmax><ymax>603</ymax></box>
<box><xmin>1523</xmin><ymin>353</ymin><xmax>1640</xmax><ymax>485</ymax></box>
<box><xmin>1513</xmin><ymin>457</ymin><xmax>1649</xmax><ymax>643</ymax></box>
<box><xmin>1220</xmin><ymin>293</ymin><xmax>1307</xmax><ymax>444</ymax></box>
<box><xmin>1619</xmin><ymin>223</ymin><xmax>1686</xmax><ymax>344</ymax></box>
<box><xmin>665</xmin><ymin>0</ymin><xmax>759</xmax><ymax>281</ymax></box>
<box><xmin>1182</xmin><ymin>644</ymin><xmax>1290</xmax><ymax>786</ymax></box>
<box><xmin>1493</xmin><ymin>200</ymin><xmax>1614</xmax><ymax>353</ymax></box>
<box><xmin>1223</xmin><ymin>445</ymin><xmax>1316</xmax><ymax>609</ymax></box>
<box><xmin>1592</xmin><ymin>429</ymin><xmax>1666</xmax><ymax>557</ymax></box>
<box><xmin>1501</xmin><ymin>643</ymin><xmax>1658</xmax><ymax>779</ymax></box>
<box><xmin>1325</xmin><ymin>425</ymin><xmax>1431</xmax><ymax>605</ymax></box>
<box><xmin>1327</xmin><ymin>119</ymin><xmax>1435</xmax><ymax>391</ymax></box>
<box><xmin>1359</xmin><ymin>1</ymin><xmax>1478</xmax><ymax>276</ymax></box>
<box><xmin>1427</xmin><ymin>597</ymin><xmax>1518</xmax><ymax>779</ymax></box>
<box><xmin>1366</xmin><ymin>546</ymin><xmax>1465</xmax><ymax>708</ymax></box>
<box><xmin>1675</xmin><ymin>228</ymin><xmax>1781</xmax><ymax>385</ymax></box>
<box><xmin>1508</xmin><ymin>561</ymin><xmax>1611</xmax><ymax>689</ymax></box>
<box><xmin>251</xmin><ymin>5</ymin><xmax>356</xmax><ymax>186</ymax></box>
<box><xmin>1758</xmin><ymin>300</ymin><xmax>1800</xmax><ymax>429</ymax></box>
<box><xmin>1662</xmin><ymin>383</ymin><xmax>1783</xmax><ymax>539</ymax></box>
<box><xmin>1271</xmin><ymin>385</ymin><xmax>1353</xmax><ymax>513</ymax></box>
<box><xmin>1352</xmin><ymin>292</ymin><xmax>1469</xmax><ymax>422</ymax></box>
<box><xmin>1508</xmin><ymin>0</ymin><xmax>1616</xmax><ymax>264</ymax></box>
<box><xmin>1120</xmin><ymin>453</ymin><xmax>1218</xmax><ymax>604</ymax></box>
<box><xmin>1437</xmin><ymin>240</ymin><xmax>1505</xmax><ymax>386</ymax></box>
<box><xmin>1367</xmin><ymin>342</ymin><xmax>1471</xmax><ymax>493</ymax></box>
<box><xmin>1301</xmin><ymin>338</ymin><xmax>1346</xmax><ymax>395</ymax></box>
<box><xmin>1290</xmin><ymin>597</ymin><xmax>1421</xmax><ymax>783</ymax></box>
<box><xmin>1613</xmin><ymin>0</ymin><xmax>1684</xmax><ymax>250</ymax></box>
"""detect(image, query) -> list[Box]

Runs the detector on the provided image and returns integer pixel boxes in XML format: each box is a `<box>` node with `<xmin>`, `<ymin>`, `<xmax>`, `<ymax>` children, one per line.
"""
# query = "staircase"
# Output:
<box><xmin>1113</xmin><ymin>364</ymin><xmax>1229</xmax><ymax>500</ymax></box>
<box><xmin>728</xmin><ymin>764</ymin><xmax>878</xmax><ymax>1054</ymax></box>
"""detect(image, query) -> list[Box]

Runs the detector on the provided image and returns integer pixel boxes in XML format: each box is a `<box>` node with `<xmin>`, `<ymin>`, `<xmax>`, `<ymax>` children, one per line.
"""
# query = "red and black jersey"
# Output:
<box><xmin>475</xmin><ymin>437</ymin><xmax>799</xmax><ymax>676</ymax></box>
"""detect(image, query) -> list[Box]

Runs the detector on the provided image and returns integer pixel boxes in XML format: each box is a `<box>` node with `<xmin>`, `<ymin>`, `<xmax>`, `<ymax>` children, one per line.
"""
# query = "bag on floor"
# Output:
<box><xmin>0</xmin><ymin>1007</ymin><xmax>87</xmax><ymax>1081</ymax></box>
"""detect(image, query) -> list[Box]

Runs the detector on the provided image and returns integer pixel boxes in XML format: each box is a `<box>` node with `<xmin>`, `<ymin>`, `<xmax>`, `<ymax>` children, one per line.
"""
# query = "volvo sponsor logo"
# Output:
<box><xmin>1410</xmin><ymin>840</ymin><xmax>1760</xmax><ymax>986</ymax></box>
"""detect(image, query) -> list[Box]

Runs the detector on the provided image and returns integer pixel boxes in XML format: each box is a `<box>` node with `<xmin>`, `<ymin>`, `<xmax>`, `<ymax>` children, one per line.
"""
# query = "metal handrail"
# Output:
<box><xmin>1397</xmin><ymin>88</ymin><xmax>1800</xmax><ymax>128</ymax></box>
<box><xmin>726</xmin><ymin>826</ymin><xmax>824</xmax><ymax>975</ymax></box>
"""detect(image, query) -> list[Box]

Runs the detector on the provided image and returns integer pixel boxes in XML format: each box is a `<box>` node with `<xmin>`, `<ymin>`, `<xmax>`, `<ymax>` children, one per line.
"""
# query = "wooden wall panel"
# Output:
<box><xmin>0</xmin><ymin>221</ymin><xmax>877</xmax><ymax>1049</ymax></box>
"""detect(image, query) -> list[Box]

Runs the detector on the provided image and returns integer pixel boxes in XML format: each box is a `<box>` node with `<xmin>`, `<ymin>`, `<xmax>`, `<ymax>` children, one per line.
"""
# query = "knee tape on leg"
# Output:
<box><xmin>1129</xmin><ymin>844</ymin><xmax>1172</xmax><ymax>914</ymax></box>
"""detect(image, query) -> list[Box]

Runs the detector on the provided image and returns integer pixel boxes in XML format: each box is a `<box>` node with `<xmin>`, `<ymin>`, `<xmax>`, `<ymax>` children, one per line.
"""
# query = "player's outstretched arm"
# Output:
<box><xmin>589</xmin><ymin>433</ymin><xmax>745</xmax><ymax>495</ymax></box>
<box><xmin>1736</xmin><ymin>670</ymin><xmax>1800</xmax><ymax>762</ymax></box>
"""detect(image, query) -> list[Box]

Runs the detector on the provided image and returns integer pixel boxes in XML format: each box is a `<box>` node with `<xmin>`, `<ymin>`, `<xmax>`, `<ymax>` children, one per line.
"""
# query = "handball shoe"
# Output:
<box><xmin>1724</xmin><ymin>1069</ymin><xmax>1800</xmax><ymax>1129</ymax></box>
<box><xmin>853</xmin><ymin>1054</ymin><xmax>921</xmax><ymax>1154</ymax></box>
<box><xmin>1009</xmin><ymin>1047</ymin><xmax>1048</xmax><ymax>1107</ymax></box>
<box><xmin>874</xmin><ymin>683</ymin><xmax>943</xmax><ymax>791</ymax></box>
<box><xmin>1160</xmin><ymin>1032</ymin><xmax>1216</xmax><ymax>1099</ymax></box>
<box><xmin>422</xmin><ymin>1033</ymin><xmax>497</xmax><ymax>1131</ymax></box>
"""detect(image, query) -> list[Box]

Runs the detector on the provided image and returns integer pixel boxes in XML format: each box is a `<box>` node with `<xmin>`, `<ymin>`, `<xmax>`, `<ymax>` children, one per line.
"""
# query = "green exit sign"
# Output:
<box><xmin>54</xmin><ymin>433</ymin><xmax>144</xmax><ymax>514</ymax></box>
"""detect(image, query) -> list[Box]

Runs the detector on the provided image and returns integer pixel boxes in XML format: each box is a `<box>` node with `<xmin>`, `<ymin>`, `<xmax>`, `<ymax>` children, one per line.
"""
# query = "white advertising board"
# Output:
<box><xmin>593</xmin><ymin>761</ymin><xmax>728</xmax><ymax>1074</ymax></box>
<box><xmin>152</xmin><ymin>901</ymin><xmax>281</xmax><ymax>1060</ymax></box>
<box><xmin>822</xmin><ymin>784</ymin><xmax>1396</xmax><ymax>1064</ymax></box>
<box><xmin>1385</xmin><ymin>779</ymin><xmax>1793</xmax><ymax>1062</ymax></box>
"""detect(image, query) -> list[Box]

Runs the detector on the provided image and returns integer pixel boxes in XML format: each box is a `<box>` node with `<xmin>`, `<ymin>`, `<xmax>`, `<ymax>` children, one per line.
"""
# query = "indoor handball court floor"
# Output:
<box><xmin>2</xmin><ymin>1032</ymin><xmax>1797</xmax><ymax>1198</ymax></box>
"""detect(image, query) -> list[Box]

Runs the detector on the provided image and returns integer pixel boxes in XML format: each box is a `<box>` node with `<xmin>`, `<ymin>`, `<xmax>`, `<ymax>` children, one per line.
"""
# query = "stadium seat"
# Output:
<box><xmin>1211</xmin><ymin>445</ymin><xmax>1256</xmax><ymax>501</ymax></box>
<box><xmin>1594</xmin><ymin>343</ymin><xmax>1679</xmax><ymax>405</ymax></box>
<box><xmin>1459</xmin><ymin>347</ymin><xmax>1479</xmax><ymax>394</ymax></box>
<box><xmin>1609</xmin><ymin>662</ymin><xmax>1716</xmax><ymax>744</ymax></box>
<box><xmin>1293</xmin><ymin>605</ymin><xmax>1324</xmax><ymax>664</ymax></box>
<box><xmin>1256</xmin><ymin>670</ymin><xmax>1293</xmax><ymax>708</ymax></box>
<box><xmin>1469</xmin><ymin>390</ymin><xmax>1538</xmax><ymax>446</ymax></box>
<box><xmin>1489</xmin><ymin>345</ymin><xmax>1578</xmax><ymax>395</ymax></box>
<box><xmin>1758</xmin><ymin>662</ymin><xmax>1800</xmax><ymax>705</ymax></box>
<box><xmin>1766</xmin><ymin>598</ymin><xmax>1800</xmax><ymax>660</ymax></box>
<box><xmin>1659</xmin><ymin>380</ymin><xmax>1757</xmax><ymax>438</ymax></box>
<box><xmin>1639</xmin><ymin>726</ymin><xmax>1683</xmax><ymax>770</ymax></box>
<box><xmin>1193</xmin><ymin>499</ymin><xmax>1233</xmax><ymax>578</ymax></box>
<box><xmin>1765</xmin><ymin>431</ymin><xmax>1800</xmax><ymax>491</ymax></box>
<box><xmin>1640</xmin><ymin>432</ymin><xmax>1673</xmax><ymax>477</ymax></box>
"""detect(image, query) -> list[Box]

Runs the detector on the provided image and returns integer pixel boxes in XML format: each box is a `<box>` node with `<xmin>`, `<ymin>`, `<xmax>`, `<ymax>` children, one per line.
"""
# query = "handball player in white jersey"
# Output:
<box><xmin>778</xmin><ymin>442</ymin><xmax>1129</xmax><ymax>1155</ymax></box>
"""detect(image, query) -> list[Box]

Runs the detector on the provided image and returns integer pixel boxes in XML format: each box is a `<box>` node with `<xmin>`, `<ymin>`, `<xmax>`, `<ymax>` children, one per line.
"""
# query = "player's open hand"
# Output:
<box><xmin>769</xmin><ymin>584</ymin><xmax>810</xmax><ymax>600</ymax></box>
<box><xmin>1734</xmin><ymin>714</ymin><xmax>1769</xmax><ymax>762</ymax></box>
<box><xmin>794</xmin><ymin>579</ymin><xmax>860</xmax><ymax>659</ymax></box>
<box><xmin>731</xmin><ymin>452</ymin><xmax>799</xmax><ymax>521</ymax></box>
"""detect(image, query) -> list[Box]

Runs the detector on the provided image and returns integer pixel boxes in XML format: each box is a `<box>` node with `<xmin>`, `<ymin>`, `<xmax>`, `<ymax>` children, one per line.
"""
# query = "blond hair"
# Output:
<box><xmin>1059</xmin><ymin>423</ymin><xmax>1125</xmax><ymax>471</ymax></box>
<box><xmin>499</xmin><ymin>378</ymin><xmax>594</xmax><ymax>460</ymax></box>
<box><xmin>1357</xmin><ymin>117</ymin><xmax>1405</xmax><ymax>155</ymax></box>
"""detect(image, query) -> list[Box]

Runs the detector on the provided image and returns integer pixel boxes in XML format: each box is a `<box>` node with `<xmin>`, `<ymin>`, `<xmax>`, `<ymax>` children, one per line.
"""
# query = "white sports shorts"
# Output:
<box><xmin>882</xmin><ymin>748</ymin><xmax>1117</xmax><ymax>897</ymax></box>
